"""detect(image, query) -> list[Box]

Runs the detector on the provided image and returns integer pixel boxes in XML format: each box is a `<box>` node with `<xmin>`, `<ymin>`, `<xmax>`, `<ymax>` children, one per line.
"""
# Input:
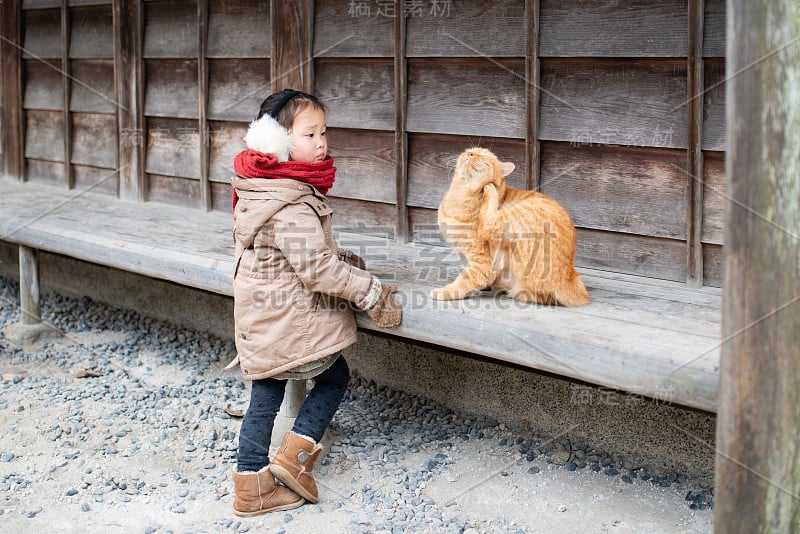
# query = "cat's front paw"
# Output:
<box><xmin>430</xmin><ymin>286</ymin><xmax>468</xmax><ymax>301</ymax></box>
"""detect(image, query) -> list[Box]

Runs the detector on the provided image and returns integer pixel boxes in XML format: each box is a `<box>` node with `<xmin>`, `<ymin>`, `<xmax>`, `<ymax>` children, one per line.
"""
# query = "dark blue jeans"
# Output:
<box><xmin>236</xmin><ymin>355</ymin><xmax>349</xmax><ymax>472</ymax></box>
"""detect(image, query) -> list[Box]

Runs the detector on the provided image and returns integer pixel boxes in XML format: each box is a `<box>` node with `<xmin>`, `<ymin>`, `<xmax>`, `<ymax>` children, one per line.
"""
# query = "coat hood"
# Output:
<box><xmin>232</xmin><ymin>177</ymin><xmax>326</xmax><ymax>247</ymax></box>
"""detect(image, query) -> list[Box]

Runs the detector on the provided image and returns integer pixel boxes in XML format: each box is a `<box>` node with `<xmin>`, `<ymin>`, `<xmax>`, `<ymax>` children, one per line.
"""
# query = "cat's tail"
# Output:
<box><xmin>554</xmin><ymin>272</ymin><xmax>590</xmax><ymax>307</ymax></box>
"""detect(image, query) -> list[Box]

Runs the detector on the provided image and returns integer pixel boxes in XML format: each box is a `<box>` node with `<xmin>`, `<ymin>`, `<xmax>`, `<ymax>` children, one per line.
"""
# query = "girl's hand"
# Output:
<box><xmin>366</xmin><ymin>283</ymin><xmax>402</xmax><ymax>329</ymax></box>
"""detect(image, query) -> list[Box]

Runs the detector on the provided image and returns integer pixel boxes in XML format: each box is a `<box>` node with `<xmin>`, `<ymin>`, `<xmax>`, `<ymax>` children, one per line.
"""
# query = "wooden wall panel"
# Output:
<box><xmin>540</xmin><ymin>0</ymin><xmax>687</xmax><ymax>57</ymax></box>
<box><xmin>147</xmin><ymin>173</ymin><xmax>201</xmax><ymax>206</ymax></box>
<box><xmin>210</xmin><ymin>181</ymin><xmax>233</xmax><ymax>212</ymax></box>
<box><xmin>72</xmin><ymin>164</ymin><xmax>118</xmax><ymax>195</ymax></box>
<box><xmin>207</xmin><ymin>0</ymin><xmax>270</xmax><ymax>58</ymax></box>
<box><xmin>327</xmin><ymin>128</ymin><xmax>395</xmax><ymax>204</ymax></box>
<box><xmin>409</xmin><ymin>207</ymin><xmax>445</xmax><ymax>246</ymax></box>
<box><xmin>703</xmin><ymin>58</ymin><xmax>725</xmax><ymax>151</ymax></box>
<box><xmin>23</xmin><ymin>0</ymin><xmax>60</xmax><ymax>8</ymax></box>
<box><xmin>406</xmin><ymin>0</ymin><xmax>525</xmax><ymax>58</ymax></box>
<box><xmin>704</xmin><ymin>0</ymin><xmax>726</xmax><ymax>57</ymax></box>
<box><xmin>144</xmin><ymin>59</ymin><xmax>199</xmax><ymax>119</ymax></box>
<box><xmin>69</xmin><ymin>5</ymin><xmax>113</xmax><ymax>58</ymax></box>
<box><xmin>702</xmin><ymin>243</ymin><xmax>723</xmax><ymax>287</ymax></box>
<box><xmin>701</xmin><ymin>151</ymin><xmax>725</xmax><ymax>245</ymax></box>
<box><xmin>407</xmin><ymin>133</ymin><xmax>527</xmax><ymax>209</ymax></box>
<box><xmin>67</xmin><ymin>0</ymin><xmax>112</xmax><ymax>5</ymax></box>
<box><xmin>540</xmin><ymin>143</ymin><xmax>687</xmax><ymax>239</ymax></box>
<box><xmin>143</xmin><ymin>0</ymin><xmax>198</xmax><ymax>58</ymax></box>
<box><xmin>23</xmin><ymin>60</ymin><xmax>63</xmax><ymax>110</ymax></box>
<box><xmin>576</xmin><ymin>229</ymin><xmax>687</xmax><ymax>282</ymax></box>
<box><xmin>329</xmin><ymin>197</ymin><xmax>396</xmax><ymax>239</ymax></box>
<box><xmin>23</xmin><ymin>9</ymin><xmax>61</xmax><ymax>59</ymax></box>
<box><xmin>69</xmin><ymin>60</ymin><xmax>115</xmax><ymax>113</ymax></box>
<box><xmin>24</xmin><ymin>109</ymin><xmax>64</xmax><ymax>161</ymax></box>
<box><xmin>315</xmin><ymin>59</ymin><xmax>394</xmax><ymax>131</ymax></box>
<box><xmin>25</xmin><ymin>159</ymin><xmax>65</xmax><ymax>185</ymax></box>
<box><xmin>314</xmin><ymin>0</ymin><xmax>393</xmax><ymax>58</ymax></box>
<box><xmin>407</xmin><ymin>59</ymin><xmax>526</xmax><ymax>138</ymax></box>
<box><xmin>71</xmin><ymin>112</ymin><xmax>117</xmax><ymax>168</ymax></box>
<box><xmin>144</xmin><ymin>117</ymin><xmax>201</xmax><ymax>178</ymax></box>
<box><xmin>539</xmin><ymin>59</ymin><xmax>688</xmax><ymax>149</ymax></box>
<box><xmin>208</xmin><ymin>120</ymin><xmax>246</xmax><ymax>183</ymax></box>
<box><xmin>207</xmin><ymin>58</ymin><xmax>269</xmax><ymax>122</ymax></box>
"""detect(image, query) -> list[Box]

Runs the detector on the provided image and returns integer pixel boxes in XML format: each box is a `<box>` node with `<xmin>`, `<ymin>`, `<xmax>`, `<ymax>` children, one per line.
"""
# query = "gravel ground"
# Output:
<box><xmin>0</xmin><ymin>276</ymin><xmax>714</xmax><ymax>533</ymax></box>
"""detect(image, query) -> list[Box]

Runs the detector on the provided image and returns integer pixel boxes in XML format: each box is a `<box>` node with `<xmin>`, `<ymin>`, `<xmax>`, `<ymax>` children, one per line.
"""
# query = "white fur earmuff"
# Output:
<box><xmin>243</xmin><ymin>114</ymin><xmax>294</xmax><ymax>162</ymax></box>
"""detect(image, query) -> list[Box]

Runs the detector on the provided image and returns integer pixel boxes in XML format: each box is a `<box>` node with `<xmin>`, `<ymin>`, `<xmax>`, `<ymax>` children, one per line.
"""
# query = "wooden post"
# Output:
<box><xmin>271</xmin><ymin>0</ymin><xmax>314</xmax><ymax>417</ymax></box>
<box><xmin>715</xmin><ymin>1</ymin><xmax>800</xmax><ymax>532</ymax></box>
<box><xmin>686</xmin><ymin>0</ymin><xmax>705</xmax><ymax>287</ymax></box>
<box><xmin>525</xmin><ymin>0</ymin><xmax>541</xmax><ymax>192</ymax></box>
<box><xmin>113</xmin><ymin>0</ymin><xmax>144</xmax><ymax>201</ymax></box>
<box><xmin>0</xmin><ymin>0</ymin><xmax>23</xmax><ymax>180</ymax></box>
<box><xmin>18</xmin><ymin>246</ymin><xmax>42</xmax><ymax>325</ymax></box>
<box><xmin>61</xmin><ymin>0</ymin><xmax>74</xmax><ymax>189</ymax></box>
<box><xmin>197</xmin><ymin>0</ymin><xmax>211</xmax><ymax>211</ymax></box>
<box><xmin>394</xmin><ymin>0</ymin><xmax>408</xmax><ymax>243</ymax></box>
<box><xmin>4</xmin><ymin>244</ymin><xmax>57</xmax><ymax>344</ymax></box>
<box><xmin>270</xmin><ymin>0</ymin><xmax>313</xmax><ymax>92</ymax></box>
<box><xmin>279</xmin><ymin>380</ymin><xmax>307</xmax><ymax>419</ymax></box>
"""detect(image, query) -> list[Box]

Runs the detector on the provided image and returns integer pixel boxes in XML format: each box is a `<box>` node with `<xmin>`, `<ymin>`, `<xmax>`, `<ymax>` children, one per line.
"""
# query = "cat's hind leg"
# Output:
<box><xmin>506</xmin><ymin>287</ymin><xmax>558</xmax><ymax>306</ymax></box>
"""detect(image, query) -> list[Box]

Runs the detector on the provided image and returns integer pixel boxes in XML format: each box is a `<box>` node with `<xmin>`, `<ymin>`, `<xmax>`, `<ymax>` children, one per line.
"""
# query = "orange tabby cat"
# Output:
<box><xmin>430</xmin><ymin>147</ymin><xmax>590</xmax><ymax>306</ymax></box>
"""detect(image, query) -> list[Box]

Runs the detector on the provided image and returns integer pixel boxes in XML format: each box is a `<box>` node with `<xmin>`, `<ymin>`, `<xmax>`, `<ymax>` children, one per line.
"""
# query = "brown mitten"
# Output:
<box><xmin>366</xmin><ymin>283</ymin><xmax>402</xmax><ymax>329</ymax></box>
<box><xmin>339</xmin><ymin>249</ymin><xmax>366</xmax><ymax>271</ymax></box>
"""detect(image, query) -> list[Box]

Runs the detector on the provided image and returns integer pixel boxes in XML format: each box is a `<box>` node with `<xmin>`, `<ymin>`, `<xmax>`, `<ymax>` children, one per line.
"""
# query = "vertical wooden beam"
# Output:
<box><xmin>271</xmin><ymin>0</ymin><xmax>315</xmax><ymax>418</ymax></box>
<box><xmin>18</xmin><ymin>245</ymin><xmax>41</xmax><ymax>325</ymax></box>
<box><xmin>525</xmin><ymin>0</ymin><xmax>541</xmax><ymax>191</ymax></box>
<box><xmin>197</xmin><ymin>0</ymin><xmax>210</xmax><ymax>211</ymax></box>
<box><xmin>715</xmin><ymin>1</ymin><xmax>800</xmax><ymax>532</ymax></box>
<box><xmin>394</xmin><ymin>0</ymin><xmax>408</xmax><ymax>243</ymax></box>
<box><xmin>0</xmin><ymin>0</ymin><xmax>24</xmax><ymax>181</ymax></box>
<box><xmin>686</xmin><ymin>0</ymin><xmax>705</xmax><ymax>287</ymax></box>
<box><xmin>61</xmin><ymin>0</ymin><xmax>73</xmax><ymax>189</ymax></box>
<box><xmin>270</xmin><ymin>0</ymin><xmax>313</xmax><ymax>92</ymax></box>
<box><xmin>113</xmin><ymin>0</ymin><xmax>144</xmax><ymax>202</ymax></box>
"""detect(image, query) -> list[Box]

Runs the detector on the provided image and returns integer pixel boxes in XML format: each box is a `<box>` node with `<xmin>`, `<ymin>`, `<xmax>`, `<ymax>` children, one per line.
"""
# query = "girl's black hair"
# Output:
<box><xmin>256</xmin><ymin>89</ymin><xmax>325</xmax><ymax>131</ymax></box>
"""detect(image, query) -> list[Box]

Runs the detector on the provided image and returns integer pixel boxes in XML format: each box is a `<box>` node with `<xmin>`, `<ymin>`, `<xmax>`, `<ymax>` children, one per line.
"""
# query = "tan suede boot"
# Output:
<box><xmin>269</xmin><ymin>432</ymin><xmax>323</xmax><ymax>503</ymax></box>
<box><xmin>232</xmin><ymin>466</ymin><xmax>304</xmax><ymax>517</ymax></box>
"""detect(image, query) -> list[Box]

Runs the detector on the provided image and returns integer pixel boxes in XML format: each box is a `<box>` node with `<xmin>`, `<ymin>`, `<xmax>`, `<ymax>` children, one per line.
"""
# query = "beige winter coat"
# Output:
<box><xmin>228</xmin><ymin>177</ymin><xmax>375</xmax><ymax>380</ymax></box>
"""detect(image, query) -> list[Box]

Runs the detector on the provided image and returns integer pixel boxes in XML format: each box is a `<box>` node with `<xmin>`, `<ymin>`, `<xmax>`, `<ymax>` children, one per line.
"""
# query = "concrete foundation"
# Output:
<box><xmin>0</xmin><ymin>240</ymin><xmax>715</xmax><ymax>479</ymax></box>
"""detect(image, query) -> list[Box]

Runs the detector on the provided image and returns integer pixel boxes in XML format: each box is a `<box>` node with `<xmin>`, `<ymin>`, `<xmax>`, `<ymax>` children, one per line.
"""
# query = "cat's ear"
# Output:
<box><xmin>499</xmin><ymin>161</ymin><xmax>516</xmax><ymax>177</ymax></box>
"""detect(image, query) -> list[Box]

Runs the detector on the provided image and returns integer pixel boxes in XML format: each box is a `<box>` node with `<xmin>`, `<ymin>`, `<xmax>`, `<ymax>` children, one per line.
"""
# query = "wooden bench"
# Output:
<box><xmin>0</xmin><ymin>178</ymin><xmax>721</xmax><ymax>412</ymax></box>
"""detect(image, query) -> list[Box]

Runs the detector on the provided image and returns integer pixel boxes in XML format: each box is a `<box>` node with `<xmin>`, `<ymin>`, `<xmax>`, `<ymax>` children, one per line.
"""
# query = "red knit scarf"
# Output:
<box><xmin>232</xmin><ymin>149</ymin><xmax>336</xmax><ymax>210</ymax></box>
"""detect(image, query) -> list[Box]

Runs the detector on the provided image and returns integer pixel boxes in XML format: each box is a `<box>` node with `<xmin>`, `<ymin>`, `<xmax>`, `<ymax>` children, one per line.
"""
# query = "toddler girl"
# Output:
<box><xmin>228</xmin><ymin>89</ymin><xmax>401</xmax><ymax>516</ymax></box>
